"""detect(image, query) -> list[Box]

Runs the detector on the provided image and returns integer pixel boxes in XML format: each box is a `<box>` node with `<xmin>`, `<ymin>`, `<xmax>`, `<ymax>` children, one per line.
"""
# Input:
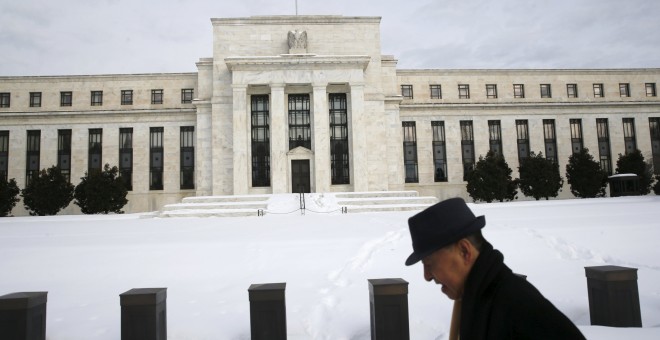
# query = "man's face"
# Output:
<box><xmin>421</xmin><ymin>243</ymin><xmax>471</xmax><ymax>300</ymax></box>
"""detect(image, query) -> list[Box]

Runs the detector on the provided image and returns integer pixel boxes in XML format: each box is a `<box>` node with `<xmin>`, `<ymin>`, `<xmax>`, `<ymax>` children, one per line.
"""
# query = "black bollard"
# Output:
<box><xmin>368</xmin><ymin>278</ymin><xmax>410</xmax><ymax>340</ymax></box>
<box><xmin>0</xmin><ymin>292</ymin><xmax>48</xmax><ymax>340</ymax></box>
<box><xmin>585</xmin><ymin>265</ymin><xmax>642</xmax><ymax>327</ymax></box>
<box><xmin>120</xmin><ymin>288</ymin><xmax>167</xmax><ymax>340</ymax></box>
<box><xmin>248</xmin><ymin>282</ymin><xmax>287</xmax><ymax>340</ymax></box>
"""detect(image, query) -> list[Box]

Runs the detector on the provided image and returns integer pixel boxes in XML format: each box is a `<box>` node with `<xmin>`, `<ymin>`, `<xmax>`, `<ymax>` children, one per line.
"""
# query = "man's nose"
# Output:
<box><xmin>424</xmin><ymin>266</ymin><xmax>433</xmax><ymax>282</ymax></box>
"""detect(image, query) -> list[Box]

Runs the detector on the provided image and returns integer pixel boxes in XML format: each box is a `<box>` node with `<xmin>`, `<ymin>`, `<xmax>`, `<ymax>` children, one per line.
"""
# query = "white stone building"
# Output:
<box><xmin>1</xmin><ymin>16</ymin><xmax>659</xmax><ymax>215</ymax></box>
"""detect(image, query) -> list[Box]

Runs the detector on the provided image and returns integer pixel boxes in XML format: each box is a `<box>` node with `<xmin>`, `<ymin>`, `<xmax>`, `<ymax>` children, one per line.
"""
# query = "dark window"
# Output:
<box><xmin>58</xmin><ymin>129</ymin><xmax>72</xmax><ymax>183</ymax></box>
<box><xmin>458</xmin><ymin>84</ymin><xmax>470</xmax><ymax>99</ymax></box>
<box><xmin>26</xmin><ymin>130</ymin><xmax>40</xmax><ymax>186</ymax></box>
<box><xmin>619</xmin><ymin>83</ymin><xmax>630</xmax><ymax>97</ymax></box>
<box><xmin>646</xmin><ymin>83</ymin><xmax>657</xmax><ymax>97</ymax></box>
<box><xmin>402</xmin><ymin>121</ymin><xmax>418</xmax><ymax>183</ymax></box>
<box><xmin>570</xmin><ymin>119</ymin><xmax>583</xmax><ymax>154</ymax></box>
<box><xmin>430</xmin><ymin>85</ymin><xmax>442</xmax><ymax>99</ymax></box>
<box><xmin>516</xmin><ymin>120</ymin><xmax>530</xmax><ymax>164</ymax></box>
<box><xmin>121</xmin><ymin>90</ymin><xmax>133</xmax><ymax>105</ymax></box>
<box><xmin>540</xmin><ymin>84</ymin><xmax>552</xmax><ymax>98</ymax></box>
<box><xmin>180</xmin><ymin>126</ymin><xmax>195</xmax><ymax>189</ymax></box>
<box><xmin>460</xmin><ymin>121</ymin><xmax>475</xmax><ymax>180</ymax></box>
<box><xmin>0</xmin><ymin>131</ymin><xmax>8</xmax><ymax>182</ymax></box>
<box><xmin>488</xmin><ymin>120</ymin><xmax>502</xmax><ymax>155</ymax></box>
<box><xmin>567</xmin><ymin>84</ymin><xmax>578</xmax><ymax>98</ymax></box>
<box><xmin>0</xmin><ymin>93</ymin><xmax>9</xmax><ymax>108</ymax></box>
<box><xmin>151</xmin><ymin>89</ymin><xmax>164</xmax><ymax>104</ymax></box>
<box><xmin>330</xmin><ymin>93</ymin><xmax>350</xmax><ymax>185</ymax></box>
<box><xmin>30</xmin><ymin>92</ymin><xmax>42</xmax><ymax>107</ymax></box>
<box><xmin>251</xmin><ymin>95</ymin><xmax>270</xmax><ymax>187</ymax></box>
<box><xmin>288</xmin><ymin>94</ymin><xmax>311</xmax><ymax>150</ymax></box>
<box><xmin>119</xmin><ymin>128</ymin><xmax>133</xmax><ymax>191</ymax></box>
<box><xmin>597</xmin><ymin>119</ymin><xmax>612</xmax><ymax>174</ymax></box>
<box><xmin>543</xmin><ymin>119</ymin><xmax>557</xmax><ymax>162</ymax></box>
<box><xmin>150</xmin><ymin>127</ymin><xmax>164</xmax><ymax>190</ymax></box>
<box><xmin>514</xmin><ymin>84</ymin><xmax>525</xmax><ymax>98</ymax></box>
<box><xmin>432</xmin><ymin>121</ymin><xmax>447</xmax><ymax>182</ymax></box>
<box><xmin>88</xmin><ymin>129</ymin><xmax>103</xmax><ymax>174</ymax></box>
<box><xmin>593</xmin><ymin>83</ymin><xmax>604</xmax><ymax>98</ymax></box>
<box><xmin>649</xmin><ymin>118</ymin><xmax>660</xmax><ymax>174</ymax></box>
<box><xmin>181</xmin><ymin>89</ymin><xmax>194</xmax><ymax>104</ymax></box>
<box><xmin>486</xmin><ymin>84</ymin><xmax>498</xmax><ymax>99</ymax></box>
<box><xmin>401</xmin><ymin>85</ymin><xmax>413</xmax><ymax>99</ymax></box>
<box><xmin>60</xmin><ymin>91</ymin><xmax>72</xmax><ymax>106</ymax></box>
<box><xmin>623</xmin><ymin>118</ymin><xmax>637</xmax><ymax>154</ymax></box>
<box><xmin>91</xmin><ymin>91</ymin><xmax>103</xmax><ymax>106</ymax></box>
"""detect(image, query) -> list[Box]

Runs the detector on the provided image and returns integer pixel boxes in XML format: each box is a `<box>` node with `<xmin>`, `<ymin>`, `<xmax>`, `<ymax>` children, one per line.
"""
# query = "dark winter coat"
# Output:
<box><xmin>459</xmin><ymin>241</ymin><xmax>586</xmax><ymax>339</ymax></box>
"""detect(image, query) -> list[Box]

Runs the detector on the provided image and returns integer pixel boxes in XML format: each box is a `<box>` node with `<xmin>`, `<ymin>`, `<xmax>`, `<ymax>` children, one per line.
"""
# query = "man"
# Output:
<box><xmin>405</xmin><ymin>197</ymin><xmax>585</xmax><ymax>339</ymax></box>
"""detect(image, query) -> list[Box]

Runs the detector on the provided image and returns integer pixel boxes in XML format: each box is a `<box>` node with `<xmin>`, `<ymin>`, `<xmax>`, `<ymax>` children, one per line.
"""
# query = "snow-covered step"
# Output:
<box><xmin>162</xmin><ymin>201</ymin><xmax>268</xmax><ymax>211</ymax></box>
<box><xmin>335</xmin><ymin>191</ymin><xmax>420</xmax><ymax>199</ymax></box>
<box><xmin>337</xmin><ymin>196</ymin><xmax>437</xmax><ymax>206</ymax></box>
<box><xmin>159</xmin><ymin>194</ymin><xmax>271</xmax><ymax>218</ymax></box>
<box><xmin>335</xmin><ymin>191</ymin><xmax>437</xmax><ymax>213</ymax></box>
<box><xmin>345</xmin><ymin>204</ymin><xmax>433</xmax><ymax>213</ymax></box>
<box><xmin>159</xmin><ymin>208</ymin><xmax>263</xmax><ymax>218</ymax></box>
<box><xmin>182</xmin><ymin>195</ymin><xmax>270</xmax><ymax>204</ymax></box>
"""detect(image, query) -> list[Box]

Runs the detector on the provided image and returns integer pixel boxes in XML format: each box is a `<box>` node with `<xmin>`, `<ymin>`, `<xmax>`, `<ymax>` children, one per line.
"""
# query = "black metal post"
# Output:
<box><xmin>248</xmin><ymin>283</ymin><xmax>287</xmax><ymax>340</ymax></box>
<box><xmin>120</xmin><ymin>288</ymin><xmax>167</xmax><ymax>340</ymax></box>
<box><xmin>0</xmin><ymin>292</ymin><xmax>48</xmax><ymax>340</ymax></box>
<box><xmin>585</xmin><ymin>265</ymin><xmax>642</xmax><ymax>327</ymax></box>
<box><xmin>368</xmin><ymin>278</ymin><xmax>410</xmax><ymax>340</ymax></box>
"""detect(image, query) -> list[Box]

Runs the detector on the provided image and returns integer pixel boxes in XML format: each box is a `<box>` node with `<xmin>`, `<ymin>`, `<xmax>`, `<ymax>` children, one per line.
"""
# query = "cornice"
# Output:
<box><xmin>225</xmin><ymin>55</ymin><xmax>371</xmax><ymax>71</ymax></box>
<box><xmin>397</xmin><ymin>68</ymin><xmax>660</xmax><ymax>76</ymax></box>
<box><xmin>400</xmin><ymin>101</ymin><xmax>660</xmax><ymax>111</ymax></box>
<box><xmin>212</xmin><ymin>16</ymin><xmax>381</xmax><ymax>26</ymax></box>
<box><xmin>0</xmin><ymin>108</ymin><xmax>197</xmax><ymax>119</ymax></box>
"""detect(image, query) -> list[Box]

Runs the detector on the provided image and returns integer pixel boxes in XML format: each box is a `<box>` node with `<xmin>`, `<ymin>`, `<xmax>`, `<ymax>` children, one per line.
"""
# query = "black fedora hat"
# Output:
<box><xmin>405</xmin><ymin>197</ymin><xmax>485</xmax><ymax>266</ymax></box>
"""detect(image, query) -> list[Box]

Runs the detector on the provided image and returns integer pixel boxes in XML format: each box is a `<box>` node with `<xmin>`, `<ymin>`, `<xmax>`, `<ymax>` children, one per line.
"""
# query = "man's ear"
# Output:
<box><xmin>456</xmin><ymin>238</ymin><xmax>476</xmax><ymax>263</ymax></box>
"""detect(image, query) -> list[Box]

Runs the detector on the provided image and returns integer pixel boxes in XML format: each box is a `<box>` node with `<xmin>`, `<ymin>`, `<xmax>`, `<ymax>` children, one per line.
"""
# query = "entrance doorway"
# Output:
<box><xmin>291</xmin><ymin>160</ymin><xmax>310</xmax><ymax>193</ymax></box>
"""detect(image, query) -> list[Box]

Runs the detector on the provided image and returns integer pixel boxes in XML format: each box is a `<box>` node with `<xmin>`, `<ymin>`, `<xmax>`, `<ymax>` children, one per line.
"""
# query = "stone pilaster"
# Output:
<box><xmin>270</xmin><ymin>84</ymin><xmax>287</xmax><ymax>193</ymax></box>
<box><xmin>312</xmin><ymin>84</ymin><xmax>330</xmax><ymax>193</ymax></box>
<box><xmin>350</xmin><ymin>83</ymin><xmax>368</xmax><ymax>192</ymax></box>
<box><xmin>232</xmin><ymin>84</ymin><xmax>249</xmax><ymax>195</ymax></box>
<box><xmin>194</xmin><ymin>100</ymin><xmax>212</xmax><ymax>196</ymax></box>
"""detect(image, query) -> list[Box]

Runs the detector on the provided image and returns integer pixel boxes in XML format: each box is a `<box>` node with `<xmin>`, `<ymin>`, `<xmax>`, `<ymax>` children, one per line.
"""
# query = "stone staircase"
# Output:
<box><xmin>158</xmin><ymin>195</ymin><xmax>270</xmax><ymax>218</ymax></box>
<box><xmin>335</xmin><ymin>191</ymin><xmax>437</xmax><ymax>213</ymax></box>
<box><xmin>156</xmin><ymin>191</ymin><xmax>437</xmax><ymax>218</ymax></box>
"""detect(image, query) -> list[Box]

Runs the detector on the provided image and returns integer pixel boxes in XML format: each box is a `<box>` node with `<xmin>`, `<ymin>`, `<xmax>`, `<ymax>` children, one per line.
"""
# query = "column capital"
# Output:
<box><xmin>350</xmin><ymin>82</ymin><xmax>366</xmax><ymax>88</ymax></box>
<box><xmin>270</xmin><ymin>83</ymin><xmax>286</xmax><ymax>89</ymax></box>
<box><xmin>312</xmin><ymin>83</ymin><xmax>328</xmax><ymax>90</ymax></box>
<box><xmin>231</xmin><ymin>84</ymin><xmax>248</xmax><ymax>90</ymax></box>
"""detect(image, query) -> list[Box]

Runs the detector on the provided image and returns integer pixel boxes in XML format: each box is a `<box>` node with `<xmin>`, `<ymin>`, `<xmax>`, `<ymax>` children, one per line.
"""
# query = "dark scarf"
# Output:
<box><xmin>459</xmin><ymin>241</ymin><xmax>511</xmax><ymax>339</ymax></box>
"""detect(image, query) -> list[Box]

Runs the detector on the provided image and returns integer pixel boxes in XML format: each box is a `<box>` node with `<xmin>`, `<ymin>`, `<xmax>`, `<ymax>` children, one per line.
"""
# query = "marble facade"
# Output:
<box><xmin>1</xmin><ymin>16</ymin><xmax>659</xmax><ymax>215</ymax></box>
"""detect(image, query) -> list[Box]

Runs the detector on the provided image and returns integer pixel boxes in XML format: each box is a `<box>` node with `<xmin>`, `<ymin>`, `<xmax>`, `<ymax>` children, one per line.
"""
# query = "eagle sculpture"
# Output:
<box><xmin>287</xmin><ymin>30</ymin><xmax>308</xmax><ymax>50</ymax></box>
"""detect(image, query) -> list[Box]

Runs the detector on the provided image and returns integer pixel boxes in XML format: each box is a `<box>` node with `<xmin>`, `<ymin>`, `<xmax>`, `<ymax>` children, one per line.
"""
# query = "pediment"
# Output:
<box><xmin>287</xmin><ymin>146</ymin><xmax>314</xmax><ymax>156</ymax></box>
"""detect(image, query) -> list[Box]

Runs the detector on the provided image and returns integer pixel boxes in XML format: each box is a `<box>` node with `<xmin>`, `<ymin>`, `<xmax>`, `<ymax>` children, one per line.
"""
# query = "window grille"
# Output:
<box><xmin>330</xmin><ymin>93</ymin><xmax>350</xmax><ymax>185</ymax></box>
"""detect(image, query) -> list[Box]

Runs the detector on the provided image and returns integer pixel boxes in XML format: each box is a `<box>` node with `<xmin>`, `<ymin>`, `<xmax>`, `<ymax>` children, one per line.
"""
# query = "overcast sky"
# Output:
<box><xmin>1</xmin><ymin>0</ymin><xmax>659</xmax><ymax>76</ymax></box>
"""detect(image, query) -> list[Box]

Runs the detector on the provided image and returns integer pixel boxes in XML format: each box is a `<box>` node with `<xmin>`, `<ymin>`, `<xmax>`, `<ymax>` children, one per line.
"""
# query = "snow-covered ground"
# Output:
<box><xmin>1</xmin><ymin>194</ymin><xmax>659</xmax><ymax>339</ymax></box>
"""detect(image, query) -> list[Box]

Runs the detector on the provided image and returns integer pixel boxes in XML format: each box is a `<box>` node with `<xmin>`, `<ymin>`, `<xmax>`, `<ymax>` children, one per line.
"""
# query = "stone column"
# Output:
<box><xmin>350</xmin><ymin>83</ymin><xmax>369</xmax><ymax>192</ymax></box>
<box><xmin>193</xmin><ymin>100</ymin><xmax>213</xmax><ymax>196</ymax></box>
<box><xmin>270</xmin><ymin>84</ymin><xmax>288</xmax><ymax>193</ymax></box>
<box><xmin>232</xmin><ymin>85</ymin><xmax>249</xmax><ymax>195</ymax></box>
<box><xmin>313</xmin><ymin>84</ymin><xmax>330</xmax><ymax>193</ymax></box>
<box><xmin>0</xmin><ymin>292</ymin><xmax>48</xmax><ymax>340</ymax></box>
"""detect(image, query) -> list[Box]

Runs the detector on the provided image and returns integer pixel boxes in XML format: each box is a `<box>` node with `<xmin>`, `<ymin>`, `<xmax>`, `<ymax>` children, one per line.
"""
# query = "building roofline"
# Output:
<box><xmin>397</xmin><ymin>68</ymin><xmax>660</xmax><ymax>75</ymax></box>
<box><xmin>0</xmin><ymin>72</ymin><xmax>198</xmax><ymax>81</ymax></box>
<box><xmin>211</xmin><ymin>15</ymin><xmax>381</xmax><ymax>25</ymax></box>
